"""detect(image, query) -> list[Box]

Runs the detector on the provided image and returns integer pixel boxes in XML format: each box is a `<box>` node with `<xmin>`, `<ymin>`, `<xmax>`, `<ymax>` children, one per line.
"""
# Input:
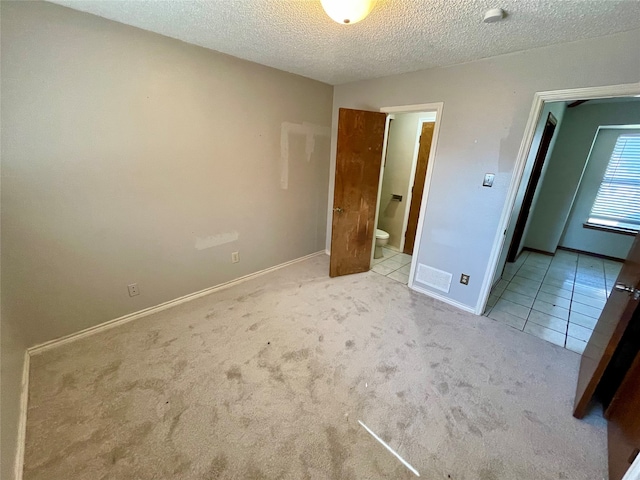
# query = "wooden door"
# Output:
<box><xmin>574</xmin><ymin>233</ymin><xmax>640</xmax><ymax>418</ymax></box>
<box><xmin>607</xmin><ymin>352</ymin><xmax>640</xmax><ymax>480</ymax></box>
<box><xmin>507</xmin><ymin>113</ymin><xmax>557</xmax><ymax>262</ymax></box>
<box><xmin>404</xmin><ymin>122</ymin><xmax>435</xmax><ymax>255</ymax></box>
<box><xmin>329</xmin><ymin>108</ymin><xmax>387</xmax><ymax>277</ymax></box>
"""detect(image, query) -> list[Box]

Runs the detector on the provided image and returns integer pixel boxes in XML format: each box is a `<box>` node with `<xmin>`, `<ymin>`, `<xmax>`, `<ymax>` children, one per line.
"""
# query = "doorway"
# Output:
<box><xmin>328</xmin><ymin>103</ymin><xmax>443</xmax><ymax>293</ymax></box>
<box><xmin>506</xmin><ymin>112</ymin><xmax>557</xmax><ymax>262</ymax></box>
<box><xmin>482</xmin><ymin>86</ymin><xmax>640</xmax><ymax>353</ymax></box>
<box><xmin>369</xmin><ymin>111</ymin><xmax>436</xmax><ymax>284</ymax></box>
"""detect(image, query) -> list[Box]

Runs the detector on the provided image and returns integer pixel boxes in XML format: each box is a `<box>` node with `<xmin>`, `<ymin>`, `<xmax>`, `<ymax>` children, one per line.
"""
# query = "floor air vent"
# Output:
<box><xmin>415</xmin><ymin>264</ymin><xmax>452</xmax><ymax>293</ymax></box>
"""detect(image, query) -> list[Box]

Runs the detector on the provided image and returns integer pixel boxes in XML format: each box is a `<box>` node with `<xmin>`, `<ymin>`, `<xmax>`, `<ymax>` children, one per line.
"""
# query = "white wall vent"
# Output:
<box><xmin>415</xmin><ymin>264</ymin><xmax>452</xmax><ymax>293</ymax></box>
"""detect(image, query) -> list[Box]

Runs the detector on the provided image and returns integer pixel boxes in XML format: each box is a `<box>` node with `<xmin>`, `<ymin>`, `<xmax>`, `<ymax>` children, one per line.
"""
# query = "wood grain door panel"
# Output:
<box><xmin>507</xmin><ymin>113</ymin><xmax>557</xmax><ymax>262</ymax></box>
<box><xmin>574</xmin><ymin>233</ymin><xmax>640</xmax><ymax>418</ymax></box>
<box><xmin>607</xmin><ymin>352</ymin><xmax>640</xmax><ymax>480</ymax></box>
<box><xmin>330</xmin><ymin>108</ymin><xmax>387</xmax><ymax>277</ymax></box>
<box><xmin>404</xmin><ymin>122</ymin><xmax>434</xmax><ymax>255</ymax></box>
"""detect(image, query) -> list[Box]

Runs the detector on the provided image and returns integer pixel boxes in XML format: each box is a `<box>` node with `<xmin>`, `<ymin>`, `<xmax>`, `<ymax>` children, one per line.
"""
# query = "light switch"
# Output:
<box><xmin>483</xmin><ymin>173</ymin><xmax>495</xmax><ymax>187</ymax></box>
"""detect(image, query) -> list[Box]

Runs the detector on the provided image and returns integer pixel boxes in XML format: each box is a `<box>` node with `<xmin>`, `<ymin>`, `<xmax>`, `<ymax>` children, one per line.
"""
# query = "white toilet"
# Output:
<box><xmin>374</xmin><ymin>229</ymin><xmax>390</xmax><ymax>259</ymax></box>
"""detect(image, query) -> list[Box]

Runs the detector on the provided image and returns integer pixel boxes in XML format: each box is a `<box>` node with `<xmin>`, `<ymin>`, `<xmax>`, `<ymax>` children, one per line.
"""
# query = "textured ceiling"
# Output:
<box><xmin>49</xmin><ymin>0</ymin><xmax>640</xmax><ymax>85</ymax></box>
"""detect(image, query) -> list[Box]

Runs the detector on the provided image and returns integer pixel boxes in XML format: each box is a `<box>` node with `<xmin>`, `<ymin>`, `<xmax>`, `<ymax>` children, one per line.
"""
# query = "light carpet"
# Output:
<box><xmin>24</xmin><ymin>254</ymin><xmax>606</xmax><ymax>479</ymax></box>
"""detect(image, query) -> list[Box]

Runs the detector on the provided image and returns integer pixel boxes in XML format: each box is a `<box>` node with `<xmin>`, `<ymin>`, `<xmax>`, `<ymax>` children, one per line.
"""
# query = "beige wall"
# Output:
<box><xmin>1</xmin><ymin>2</ymin><xmax>332</xmax><ymax>475</ymax></box>
<box><xmin>329</xmin><ymin>29</ymin><xmax>640</xmax><ymax>311</ymax></box>
<box><xmin>378</xmin><ymin>113</ymin><xmax>423</xmax><ymax>249</ymax></box>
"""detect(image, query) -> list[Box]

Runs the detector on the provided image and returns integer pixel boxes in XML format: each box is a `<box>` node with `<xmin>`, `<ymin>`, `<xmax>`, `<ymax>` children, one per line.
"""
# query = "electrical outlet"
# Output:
<box><xmin>231</xmin><ymin>252</ymin><xmax>239</xmax><ymax>263</ymax></box>
<box><xmin>460</xmin><ymin>274</ymin><xmax>470</xmax><ymax>285</ymax></box>
<box><xmin>128</xmin><ymin>283</ymin><xmax>139</xmax><ymax>297</ymax></box>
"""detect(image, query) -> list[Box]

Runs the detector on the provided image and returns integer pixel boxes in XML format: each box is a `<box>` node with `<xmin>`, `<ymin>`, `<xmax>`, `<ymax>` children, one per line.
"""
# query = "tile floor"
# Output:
<box><xmin>485</xmin><ymin>249</ymin><xmax>623</xmax><ymax>354</ymax></box>
<box><xmin>370</xmin><ymin>247</ymin><xmax>412</xmax><ymax>284</ymax></box>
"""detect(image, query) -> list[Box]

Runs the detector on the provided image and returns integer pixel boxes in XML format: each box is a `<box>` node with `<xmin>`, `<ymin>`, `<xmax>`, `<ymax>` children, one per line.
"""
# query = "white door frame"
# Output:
<box><xmin>370</xmin><ymin>102</ymin><xmax>445</xmax><ymax>292</ymax></box>
<box><xmin>477</xmin><ymin>82</ymin><xmax>640</xmax><ymax>315</ymax></box>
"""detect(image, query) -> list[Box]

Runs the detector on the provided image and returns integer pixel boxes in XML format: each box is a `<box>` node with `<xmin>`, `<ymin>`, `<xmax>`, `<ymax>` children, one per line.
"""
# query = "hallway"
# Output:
<box><xmin>485</xmin><ymin>249</ymin><xmax>622</xmax><ymax>353</ymax></box>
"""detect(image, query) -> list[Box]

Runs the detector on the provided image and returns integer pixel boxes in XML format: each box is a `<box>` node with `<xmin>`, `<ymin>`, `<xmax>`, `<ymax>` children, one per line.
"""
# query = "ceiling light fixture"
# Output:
<box><xmin>321</xmin><ymin>0</ymin><xmax>376</xmax><ymax>25</ymax></box>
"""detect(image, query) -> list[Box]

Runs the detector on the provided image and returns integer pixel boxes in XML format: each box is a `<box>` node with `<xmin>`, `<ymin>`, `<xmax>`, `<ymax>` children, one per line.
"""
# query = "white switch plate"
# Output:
<box><xmin>128</xmin><ymin>283</ymin><xmax>139</xmax><ymax>297</ymax></box>
<box><xmin>483</xmin><ymin>173</ymin><xmax>495</xmax><ymax>187</ymax></box>
<box><xmin>231</xmin><ymin>252</ymin><xmax>239</xmax><ymax>263</ymax></box>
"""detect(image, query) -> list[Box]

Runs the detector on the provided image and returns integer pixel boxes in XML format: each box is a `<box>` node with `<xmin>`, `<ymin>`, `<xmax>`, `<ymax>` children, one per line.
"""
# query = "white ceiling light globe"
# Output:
<box><xmin>320</xmin><ymin>0</ymin><xmax>376</xmax><ymax>24</ymax></box>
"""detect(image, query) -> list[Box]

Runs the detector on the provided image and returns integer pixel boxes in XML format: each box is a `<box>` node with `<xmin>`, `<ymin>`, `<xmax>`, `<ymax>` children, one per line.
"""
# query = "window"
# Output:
<box><xmin>587</xmin><ymin>133</ymin><xmax>640</xmax><ymax>233</ymax></box>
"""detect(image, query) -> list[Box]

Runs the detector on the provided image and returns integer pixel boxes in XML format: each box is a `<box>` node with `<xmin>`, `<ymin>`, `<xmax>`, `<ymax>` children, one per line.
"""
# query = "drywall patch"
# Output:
<box><xmin>415</xmin><ymin>264</ymin><xmax>452</xmax><ymax>293</ymax></box>
<box><xmin>195</xmin><ymin>231</ymin><xmax>239</xmax><ymax>250</ymax></box>
<box><xmin>280</xmin><ymin>122</ymin><xmax>330</xmax><ymax>190</ymax></box>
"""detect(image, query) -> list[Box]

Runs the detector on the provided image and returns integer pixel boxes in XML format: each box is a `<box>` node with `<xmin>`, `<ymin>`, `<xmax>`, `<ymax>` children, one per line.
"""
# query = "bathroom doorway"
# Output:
<box><xmin>371</xmin><ymin>110</ymin><xmax>437</xmax><ymax>283</ymax></box>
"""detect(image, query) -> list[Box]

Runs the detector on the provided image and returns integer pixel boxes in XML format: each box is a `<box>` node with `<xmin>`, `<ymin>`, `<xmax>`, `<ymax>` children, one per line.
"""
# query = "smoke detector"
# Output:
<box><xmin>483</xmin><ymin>8</ymin><xmax>506</xmax><ymax>23</ymax></box>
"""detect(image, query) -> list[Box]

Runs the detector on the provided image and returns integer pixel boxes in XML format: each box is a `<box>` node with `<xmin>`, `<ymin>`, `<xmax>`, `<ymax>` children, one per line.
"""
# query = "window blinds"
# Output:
<box><xmin>588</xmin><ymin>133</ymin><xmax>640</xmax><ymax>232</ymax></box>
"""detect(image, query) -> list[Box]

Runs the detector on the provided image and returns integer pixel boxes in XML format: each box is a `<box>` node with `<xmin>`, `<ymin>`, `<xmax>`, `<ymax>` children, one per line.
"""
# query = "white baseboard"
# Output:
<box><xmin>28</xmin><ymin>250</ymin><xmax>326</xmax><ymax>356</ymax></box>
<box><xmin>14</xmin><ymin>351</ymin><xmax>30</xmax><ymax>480</ymax></box>
<box><xmin>325</xmin><ymin>249</ymin><xmax>330</xmax><ymax>256</ymax></box>
<box><xmin>409</xmin><ymin>283</ymin><xmax>476</xmax><ymax>314</ymax></box>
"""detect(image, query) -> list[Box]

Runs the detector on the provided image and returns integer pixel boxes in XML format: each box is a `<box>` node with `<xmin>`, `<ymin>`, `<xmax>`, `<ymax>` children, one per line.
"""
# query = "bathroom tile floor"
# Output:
<box><xmin>485</xmin><ymin>249</ymin><xmax>623</xmax><ymax>354</ymax></box>
<box><xmin>370</xmin><ymin>247</ymin><xmax>412</xmax><ymax>285</ymax></box>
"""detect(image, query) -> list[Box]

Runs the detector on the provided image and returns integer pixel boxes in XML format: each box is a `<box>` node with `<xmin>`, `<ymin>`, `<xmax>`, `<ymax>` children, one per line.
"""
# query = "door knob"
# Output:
<box><xmin>333</xmin><ymin>207</ymin><xmax>343</xmax><ymax>213</ymax></box>
<box><xmin>614</xmin><ymin>283</ymin><xmax>640</xmax><ymax>300</ymax></box>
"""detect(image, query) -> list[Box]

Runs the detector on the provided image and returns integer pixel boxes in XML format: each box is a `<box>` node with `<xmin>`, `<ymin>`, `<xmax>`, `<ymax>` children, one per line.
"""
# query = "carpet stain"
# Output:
<box><xmin>425</xmin><ymin>341</ymin><xmax>452</xmax><ymax>351</ymax></box>
<box><xmin>456</xmin><ymin>380</ymin><xmax>473</xmax><ymax>389</ymax></box>
<box><xmin>173</xmin><ymin>359</ymin><xmax>188</xmax><ymax>376</ymax></box>
<box><xmin>248</xmin><ymin>323</ymin><xmax>259</xmax><ymax>331</ymax></box>
<box><xmin>171</xmin><ymin>456</ymin><xmax>192</xmax><ymax>475</ymax></box>
<box><xmin>479</xmin><ymin>459</ymin><xmax>504</xmax><ymax>480</ymax></box>
<box><xmin>207</xmin><ymin>453</ymin><xmax>229</xmax><ymax>478</ymax></box>
<box><xmin>120</xmin><ymin>378</ymin><xmax>165</xmax><ymax>394</ymax></box>
<box><xmin>345</xmin><ymin>340</ymin><xmax>355</xmax><ymax>349</ymax></box>
<box><xmin>108</xmin><ymin>445</ymin><xmax>128</xmax><ymax>465</ymax></box>
<box><xmin>376</xmin><ymin>364</ymin><xmax>398</xmax><ymax>379</ymax></box>
<box><xmin>325</xmin><ymin>426</ymin><xmax>352</xmax><ymax>480</ymax></box>
<box><xmin>318</xmin><ymin>335</ymin><xmax>324</xmax><ymax>342</ymax></box>
<box><xmin>58</xmin><ymin>373</ymin><xmax>77</xmax><ymax>393</ymax></box>
<box><xmin>93</xmin><ymin>360</ymin><xmax>122</xmax><ymax>384</ymax></box>
<box><xmin>479</xmin><ymin>468</ymin><xmax>498</xmax><ymax>480</ymax></box>
<box><xmin>236</xmin><ymin>290</ymin><xmax>264</xmax><ymax>303</ymax></box>
<box><xmin>245</xmin><ymin>465</ymin><xmax>269</xmax><ymax>479</ymax></box>
<box><xmin>282</xmin><ymin>349</ymin><xmax>309</xmax><ymax>362</ymax></box>
<box><xmin>145</xmin><ymin>330</ymin><xmax>160</xmax><ymax>346</ymax></box>
<box><xmin>438</xmin><ymin>382</ymin><xmax>450</xmax><ymax>394</ymax></box>
<box><xmin>226</xmin><ymin>365</ymin><xmax>242</xmax><ymax>381</ymax></box>
<box><xmin>333</xmin><ymin>312</ymin><xmax>348</xmax><ymax>323</ymax></box>
<box><xmin>267</xmin><ymin>364</ymin><xmax>285</xmax><ymax>382</ymax></box>
<box><xmin>352</xmin><ymin>299</ymin><xmax>370</xmax><ymax>314</ymax></box>
<box><xmin>167</xmin><ymin>408</ymin><xmax>187</xmax><ymax>438</ymax></box>
<box><xmin>98</xmin><ymin>421</ymin><xmax>153</xmax><ymax>470</ymax></box>
<box><xmin>523</xmin><ymin>410</ymin><xmax>544</xmax><ymax>426</ymax></box>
